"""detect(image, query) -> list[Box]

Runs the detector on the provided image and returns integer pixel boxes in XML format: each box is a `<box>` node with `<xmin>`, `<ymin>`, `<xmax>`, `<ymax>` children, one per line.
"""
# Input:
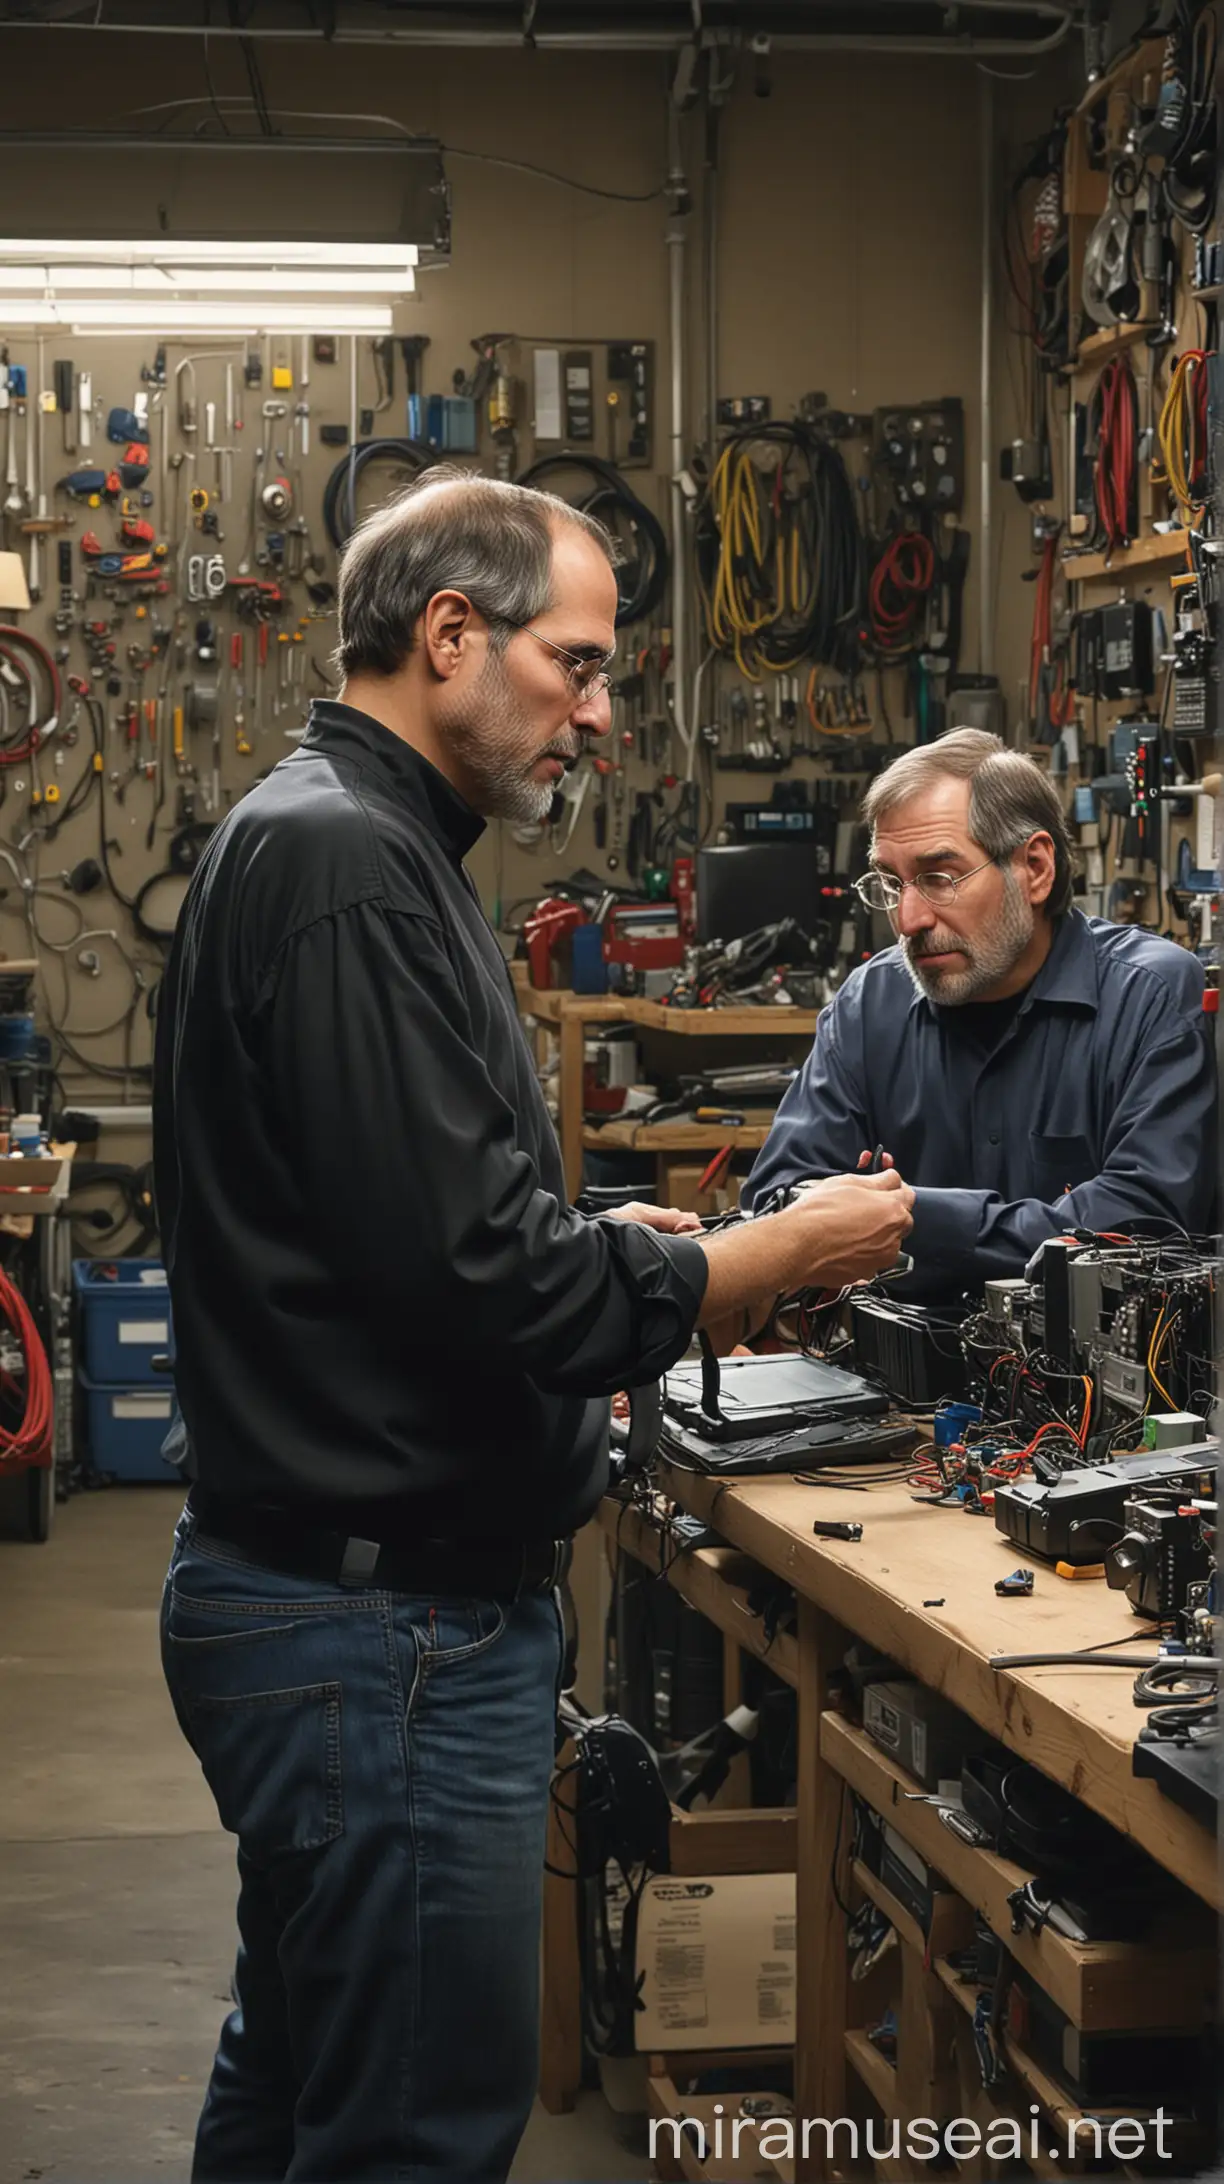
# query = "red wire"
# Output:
<box><xmin>0</xmin><ymin>1264</ymin><xmax>54</xmax><ymax>1466</ymax></box>
<box><xmin>1028</xmin><ymin>530</ymin><xmax>1074</xmax><ymax>734</ymax></box>
<box><xmin>869</xmin><ymin>532</ymin><xmax>935</xmax><ymax>653</ymax></box>
<box><xmin>0</xmin><ymin>625</ymin><xmax>62</xmax><ymax>766</ymax></box>
<box><xmin>1093</xmin><ymin>358</ymin><xmax>1137</xmax><ymax>554</ymax></box>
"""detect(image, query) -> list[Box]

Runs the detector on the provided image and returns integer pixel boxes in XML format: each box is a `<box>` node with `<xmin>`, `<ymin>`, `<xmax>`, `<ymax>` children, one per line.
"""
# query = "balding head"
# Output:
<box><xmin>335</xmin><ymin>466</ymin><xmax>615</xmax><ymax>680</ymax></box>
<box><xmin>335</xmin><ymin>464</ymin><xmax>619</xmax><ymax>827</ymax></box>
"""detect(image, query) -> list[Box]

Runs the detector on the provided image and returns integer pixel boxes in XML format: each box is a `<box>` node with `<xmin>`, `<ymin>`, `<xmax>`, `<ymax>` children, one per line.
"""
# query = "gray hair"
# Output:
<box><xmin>335</xmin><ymin>465</ymin><xmax>615</xmax><ymax>679</ymax></box>
<box><xmin>861</xmin><ymin>728</ymin><xmax>1077</xmax><ymax>918</ymax></box>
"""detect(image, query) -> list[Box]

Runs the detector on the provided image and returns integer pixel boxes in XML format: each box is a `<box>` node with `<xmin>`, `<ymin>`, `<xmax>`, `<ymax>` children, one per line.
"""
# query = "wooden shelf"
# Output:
<box><xmin>850</xmin><ymin>1859</ymin><xmax>973</xmax><ymax>1963</ymax></box>
<box><xmin>1068</xmin><ymin>320</ymin><xmax>1160</xmax><ymax>372</ymax></box>
<box><xmin>1075</xmin><ymin>34</ymin><xmax>1166</xmax><ymax>115</ymax></box>
<box><xmin>654</xmin><ymin>1464</ymin><xmax>1218</xmax><ymax>1907</ymax></box>
<box><xmin>1062</xmin><ymin>530</ymin><xmax>1192</xmax><ymax>584</ymax></box>
<box><xmin>932</xmin><ymin>1959</ymin><xmax>1200</xmax><ymax>2171</ymax></box>
<box><xmin>600</xmin><ymin>1497</ymin><xmax>799</xmax><ymax>1688</ymax></box>
<box><xmin>843</xmin><ymin>2027</ymin><xmax>896</xmax><ymax>2114</ymax></box>
<box><xmin>583</xmin><ymin>1118</ymin><xmax>773</xmax><ymax>1153</ymax></box>
<box><xmin>517</xmin><ymin>983</ymin><xmax>819</xmax><ymax>1037</ymax></box>
<box><xmin>670</xmin><ymin>1805</ymin><xmax>797</xmax><ymax>1878</ymax></box>
<box><xmin>820</xmin><ymin>1713</ymin><xmax>1214</xmax><ymax>2033</ymax></box>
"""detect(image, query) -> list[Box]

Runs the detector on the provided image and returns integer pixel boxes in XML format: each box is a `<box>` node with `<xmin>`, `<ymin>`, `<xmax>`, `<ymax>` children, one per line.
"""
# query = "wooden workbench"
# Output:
<box><xmin>544</xmin><ymin>1462</ymin><xmax>1217</xmax><ymax>2180</ymax></box>
<box><xmin>512</xmin><ymin>973</ymin><xmax>818</xmax><ymax>1197</ymax></box>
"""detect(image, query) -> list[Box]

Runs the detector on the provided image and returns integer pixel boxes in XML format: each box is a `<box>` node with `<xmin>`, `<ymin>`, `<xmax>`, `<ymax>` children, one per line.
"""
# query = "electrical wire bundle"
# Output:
<box><xmin>1090</xmin><ymin>354</ymin><xmax>1138</xmax><ymax>553</ymax></box>
<box><xmin>1134</xmin><ymin>1656</ymin><xmax>1218</xmax><ymax>1749</ymax></box>
<box><xmin>515</xmin><ymin>453</ymin><xmax>668</xmax><ymax>628</ymax></box>
<box><xmin>1028</xmin><ymin>527</ymin><xmax>1075</xmax><ymax>741</ymax></box>
<box><xmin>0</xmin><ymin>1261</ymin><xmax>53</xmax><ymax>1470</ymax></box>
<box><xmin>867</xmin><ymin>529</ymin><xmax>936</xmax><ymax>659</ymax></box>
<box><xmin>0</xmin><ymin>626</ymin><xmax>61</xmax><ymax>769</ymax></box>
<box><xmin>696</xmin><ymin>422</ymin><xmax>864</xmax><ymax>678</ymax></box>
<box><xmin>1156</xmin><ymin>0</ymin><xmax>1218</xmax><ymax>236</ymax></box>
<box><xmin>1157</xmin><ymin>348</ymin><xmax>1216</xmax><ymax>532</ymax></box>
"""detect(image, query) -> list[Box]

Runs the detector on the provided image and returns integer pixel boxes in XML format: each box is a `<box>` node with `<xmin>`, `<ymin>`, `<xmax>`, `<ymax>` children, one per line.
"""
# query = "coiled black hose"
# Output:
<box><xmin>514</xmin><ymin>453</ymin><xmax>669</xmax><ymax>626</ymax></box>
<box><xmin>321</xmin><ymin>438</ymin><xmax>438</xmax><ymax>551</ymax></box>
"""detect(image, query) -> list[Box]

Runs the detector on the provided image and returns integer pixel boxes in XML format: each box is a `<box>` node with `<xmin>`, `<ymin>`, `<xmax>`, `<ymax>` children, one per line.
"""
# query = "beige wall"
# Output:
<box><xmin>0</xmin><ymin>31</ymin><xmax>1056</xmax><ymax>1146</ymax></box>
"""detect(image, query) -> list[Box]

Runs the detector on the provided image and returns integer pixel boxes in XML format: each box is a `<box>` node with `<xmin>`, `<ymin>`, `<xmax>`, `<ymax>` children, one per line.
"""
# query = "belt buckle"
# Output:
<box><xmin>339</xmin><ymin>1536</ymin><xmax>381</xmax><ymax>1587</ymax></box>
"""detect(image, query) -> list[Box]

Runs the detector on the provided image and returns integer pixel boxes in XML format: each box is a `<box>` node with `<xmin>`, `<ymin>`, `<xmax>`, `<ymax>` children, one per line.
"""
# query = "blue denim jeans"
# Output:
<box><xmin>161</xmin><ymin>1507</ymin><xmax>565</xmax><ymax>2183</ymax></box>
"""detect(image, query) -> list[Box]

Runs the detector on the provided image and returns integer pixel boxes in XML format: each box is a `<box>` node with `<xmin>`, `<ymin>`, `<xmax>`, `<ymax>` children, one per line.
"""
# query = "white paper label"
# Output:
<box><xmin>118</xmin><ymin>1320</ymin><xmax>168</xmax><ymax>1345</ymax></box>
<box><xmin>113</xmin><ymin>1395</ymin><xmax>171</xmax><ymax>1420</ymax></box>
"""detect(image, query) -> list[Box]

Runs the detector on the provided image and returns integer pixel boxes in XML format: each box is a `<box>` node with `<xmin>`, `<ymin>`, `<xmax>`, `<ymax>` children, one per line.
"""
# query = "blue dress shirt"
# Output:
<box><xmin>743</xmin><ymin>911</ymin><xmax>1218</xmax><ymax>1296</ymax></box>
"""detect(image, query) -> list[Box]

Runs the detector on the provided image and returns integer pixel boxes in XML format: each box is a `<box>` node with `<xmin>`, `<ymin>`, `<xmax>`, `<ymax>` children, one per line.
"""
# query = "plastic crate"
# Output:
<box><xmin>73</xmin><ymin>1259</ymin><xmax>172</xmax><ymax>1387</ymax></box>
<box><xmin>77</xmin><ymin>1373</ymin><xmax>180</xmax><ymax>1483</ymax></box>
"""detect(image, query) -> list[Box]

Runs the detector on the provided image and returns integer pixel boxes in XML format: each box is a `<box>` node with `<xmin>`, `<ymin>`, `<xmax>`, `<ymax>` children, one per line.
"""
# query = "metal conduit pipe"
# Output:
<box><xmin>0</xmin><ymin>10</ymin><xmax>1079</xmax><ymax>53</ymax></box>
<box><xmin>666</xmin><ymin>100</ymin><xmax>691</xmax><ymax>755</ymax></box>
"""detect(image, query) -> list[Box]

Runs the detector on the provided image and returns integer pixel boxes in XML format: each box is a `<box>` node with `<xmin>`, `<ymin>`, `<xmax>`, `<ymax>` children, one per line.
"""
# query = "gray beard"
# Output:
<box><xmin>901</xmin><ymin>868</ymin><xmax>1035</xmax><ymax>1005</ymax></box>
<box><xmin>442</xmin><ymin>650</ymin><xmax>574</xmax><ymax>826</ymax></box>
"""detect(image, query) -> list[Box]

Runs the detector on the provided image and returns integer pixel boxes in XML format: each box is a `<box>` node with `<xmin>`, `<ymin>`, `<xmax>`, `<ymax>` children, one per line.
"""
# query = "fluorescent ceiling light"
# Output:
<box><xmin>0</xmin><ymin>238</ymin><xmax>419</xmax><ymax>267</ymax></box>
<box><xmin>0</xmin><ymin>265</ymin><xmax>415</xmax><ymax>296</ymax></box>
<box><xmin>0</xmin><ymin>300</ymin><xmax>394</xmax><ymax>333</ymax></box>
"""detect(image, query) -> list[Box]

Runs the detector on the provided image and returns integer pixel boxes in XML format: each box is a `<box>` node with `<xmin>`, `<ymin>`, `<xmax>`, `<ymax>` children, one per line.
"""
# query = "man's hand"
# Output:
<box><xmin>856</xmin><ymin>1148</ymin><xmax>896</xmax><ymax>1172</ymax></box>
<box><xmin>697</xmin><ymin>1169</ymin><xmax>913</xmax><ymax>1328</ymax></box>
<box><xmin>604</xmin><ymin>1201</ymin><xmax>705</xmax><ymax>1236</ymax></box>
<box><xmin>786</xmin><ymin>1170</ymin><xmax>913</xmax><ymax>1286</ymax></box>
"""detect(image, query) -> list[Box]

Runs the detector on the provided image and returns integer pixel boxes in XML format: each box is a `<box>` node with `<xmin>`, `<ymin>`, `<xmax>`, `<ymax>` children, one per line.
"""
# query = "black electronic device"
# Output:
<box><xmin>563</xmin><ymin>350</ymin><xmax>594</xmax><ymax>443</ymax></box>
<box><xmin>1132</xmin><ymin>1732</ymin><xmax>1219</xmax><ymax>1830</ymax></box>
<box><xmin>1024</xmin><ymin>1240</ymin><xmax>1224</xmax><ymax>1427</ymax></box>
<box><xmin>1170</xmin><ymin>567</ymin><xmax>1217</xmax><ymax>736</ymax></box>
<box><xmin>605</xmin><ymin>341</ymin><xmax>652</xmax><ymax>467</ymax></box>
<box><xmin>871</xmin><ymin>399</ymin><xmax>964</xmax><ymax>521</ymax></box>
<box><xmin>657</xmin><ymin>1350</ymin><xmax>899</xmax><ymax>1476</ymax></box>
<box><xmin>696</xmin><ymin>843</ymin><xmax>836</xmax><ymax>943</ymax></box>
<box><xmin>1100</xmin><ymin>599</ymin><xmax>1154</xmax><ymax>699</ymax></box>
<box><xmin>660</xmin><ymin>1415</ymin><xmax>911</xmax><ymax>1477</ymax></box>
<box><xmin>662</xmin><ymin>1353</ymin><xmax>888</xmax><ymax>1444</ymax></box>
<box><xmin>723</xmin><ymin>802</ymin><xmax>822</xmax><ymax>844</ymax></box>
<box><xmin>993</xmin><ymin>1446</ymin><xmax>1217</xmax><ymax>1565</ymax></box>
<box><xmin>1104</xmin><ymin>1493</ymin><xmax>1213</xmax><ymax>1620</ymax></box>
<box><xmin>849</xmin><ymin>1295</ymin><xmax>969</xmax><ymax>1406</ymax></box>
<box><xmin>1005</xmin><ymin>1966</ymin><xmax>1203</xmax><ymax>2109</ymax></box>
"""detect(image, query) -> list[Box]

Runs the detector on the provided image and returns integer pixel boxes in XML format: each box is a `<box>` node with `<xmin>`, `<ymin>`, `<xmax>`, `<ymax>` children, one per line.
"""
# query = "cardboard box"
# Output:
<box><xmin>634</xmin><ymin>1871</ymin><xmax>795</xmax><ymax>2052</ymax></box>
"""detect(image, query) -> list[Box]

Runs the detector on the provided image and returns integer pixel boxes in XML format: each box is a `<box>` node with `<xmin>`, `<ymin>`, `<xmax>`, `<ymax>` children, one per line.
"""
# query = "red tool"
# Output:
<box><xmin>603</xmin><ymin>901</ymin><xmax>684</xmax><ymax>973</ymax></box>
<box><xmin>523</xmin><ymin>898</ymin><xmax>584</xmax><ymax>989</ymax></box>
<box><xmin>671</xmin><ymin>855</ymin><xmax>696</xmax><ymax>941</ymax></box>
<box><xmin>698</xmin><ymin>1143</ymin><xmax>736</xmax><ymax>1193</ymax></box>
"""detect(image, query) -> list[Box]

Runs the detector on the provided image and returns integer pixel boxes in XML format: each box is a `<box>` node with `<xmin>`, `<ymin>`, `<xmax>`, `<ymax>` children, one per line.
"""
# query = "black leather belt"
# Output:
<box><xmin>187</xmin><ymin>1487</ymin><xmax>570</xmax><ymax>1599</ymax></box>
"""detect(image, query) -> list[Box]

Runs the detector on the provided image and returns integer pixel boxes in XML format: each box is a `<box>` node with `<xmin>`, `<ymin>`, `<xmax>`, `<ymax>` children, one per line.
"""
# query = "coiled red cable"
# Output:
<box><xmin>868</xmin><ymin>531</ymin><xmax>936</xmax><ymax>654</ymax></box>
<box><xmin>1028</xmin><ymin>528</ymin><xmax>1075</xmax><ymax>735</ymax></box>
<box><xmin>0</xmin><ymin>1265</ymin><xmax>54</xmax><ymax>1467</ymax></box>
<box><xmin>0</xmin><ymin>625</ymin><xmax>61</xmax><ymax>766</ymax></box>
<box><xmin>1093</xmin><ymin>357</ymin><xmax>1138</xmax><ymax>553</ymax></box>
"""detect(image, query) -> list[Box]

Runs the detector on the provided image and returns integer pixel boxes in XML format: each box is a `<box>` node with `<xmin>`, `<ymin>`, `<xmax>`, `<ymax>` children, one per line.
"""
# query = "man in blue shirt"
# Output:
<box><xmin>745</xmin><ymin>730</ymin><xmax>1216</xmax><ymax>1297</ymax></box>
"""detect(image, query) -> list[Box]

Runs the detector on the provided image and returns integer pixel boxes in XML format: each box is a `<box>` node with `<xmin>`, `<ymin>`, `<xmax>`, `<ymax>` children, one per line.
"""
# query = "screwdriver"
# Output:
<box><xmin>232</xmin><ymin>632</ymin><xmax>249</xmax><ymax>756</ymax></box>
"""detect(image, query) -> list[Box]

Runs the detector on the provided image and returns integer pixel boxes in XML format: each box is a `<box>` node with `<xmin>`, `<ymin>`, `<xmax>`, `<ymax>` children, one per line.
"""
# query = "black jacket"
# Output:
<box><xmin>153</xmin><ymin>701</ymin><xmax>707</xmax><ymax>1542</ymax></box>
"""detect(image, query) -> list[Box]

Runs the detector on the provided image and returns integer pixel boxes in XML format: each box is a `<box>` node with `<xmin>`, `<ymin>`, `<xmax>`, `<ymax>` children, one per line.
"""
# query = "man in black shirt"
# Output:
<box><xmin>154</xmin><ymin>470</ymin><xmax>912</xmax><ymax>2183</ymax></box>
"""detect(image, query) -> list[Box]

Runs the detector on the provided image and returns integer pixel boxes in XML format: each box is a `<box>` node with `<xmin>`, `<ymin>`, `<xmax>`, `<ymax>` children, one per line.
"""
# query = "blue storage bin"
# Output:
<box><xmin>73</xmin><ymin>1259</ymin><xmax>173</xmax><ymax>1386</ymax></box>
<box><xmin>77</xmin><ymin>1372</ymin><xmax>180</xmax><ymax>1483</ymax></box>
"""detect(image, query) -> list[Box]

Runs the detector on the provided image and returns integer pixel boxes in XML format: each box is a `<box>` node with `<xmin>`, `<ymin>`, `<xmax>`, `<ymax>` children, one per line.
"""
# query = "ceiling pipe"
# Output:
<box><xmin>0</xmin><ymin>6</ymin><xmax>1079</xmax><ymax>55</ymax></box>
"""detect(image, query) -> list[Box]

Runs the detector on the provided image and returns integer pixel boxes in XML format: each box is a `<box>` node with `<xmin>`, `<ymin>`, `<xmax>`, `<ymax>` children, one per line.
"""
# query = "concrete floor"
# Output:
<box><xmin>0</xmin><ymin>1484</ymin><xmax>650</xmax><ymax>2184</ymax></box>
